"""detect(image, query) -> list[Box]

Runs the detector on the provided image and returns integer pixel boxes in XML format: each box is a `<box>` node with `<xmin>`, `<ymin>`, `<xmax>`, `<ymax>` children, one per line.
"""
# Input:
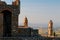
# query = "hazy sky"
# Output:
<box><xmin>1</xmin><ymin>0</ymin><xmax>60</xmax><ymax>26</ymax></box>
<box><xmin>20</xmin><ymin>0</ymin><xmax>60</xmax><ymax>25</ymax></box>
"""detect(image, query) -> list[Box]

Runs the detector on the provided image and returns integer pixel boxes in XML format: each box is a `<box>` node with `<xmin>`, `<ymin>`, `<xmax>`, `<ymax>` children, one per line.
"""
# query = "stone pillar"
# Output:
<box><xmin>48</xmin><ymin>20</ymin><xmax>53</xmax><ymax>37</ymax></box>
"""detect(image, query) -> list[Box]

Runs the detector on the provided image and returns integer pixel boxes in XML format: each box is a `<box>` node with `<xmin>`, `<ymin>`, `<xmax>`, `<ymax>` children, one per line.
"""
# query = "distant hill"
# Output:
<box><xmin>19</xmin><ymin>23</ymin><xmax>60</xmax><ymax>30</ymax></box>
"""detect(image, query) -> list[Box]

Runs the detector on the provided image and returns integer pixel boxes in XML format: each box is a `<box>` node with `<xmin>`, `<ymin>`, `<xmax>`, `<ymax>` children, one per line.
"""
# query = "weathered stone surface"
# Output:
<box><xmin>0</xmin><ymin>0</ymin><xmax>20</xmax><ymax>37</ymax></box>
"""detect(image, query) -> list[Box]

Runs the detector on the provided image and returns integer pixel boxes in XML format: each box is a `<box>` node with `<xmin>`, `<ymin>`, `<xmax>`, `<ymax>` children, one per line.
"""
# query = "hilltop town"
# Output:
<box><xmin>0</xmin><ymin>0</ymin><xmax>60</xmax><ymax>40</ymax></box>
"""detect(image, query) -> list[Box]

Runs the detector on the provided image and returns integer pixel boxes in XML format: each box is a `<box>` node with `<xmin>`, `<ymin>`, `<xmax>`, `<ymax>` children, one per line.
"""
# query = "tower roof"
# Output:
<box><xmin>24</xmin><ymin>16</ymin><xmax>27</xmax><ymax>19</ymax></box>
<box><xmin>49</xmin><ymin>20</ymin><xmax>53</xmax><ymax>24</ymax></box>
<box><xmin>50</xmin><ymin>20</ymin><xmax>53</xmax><ymax>22</ymax></box>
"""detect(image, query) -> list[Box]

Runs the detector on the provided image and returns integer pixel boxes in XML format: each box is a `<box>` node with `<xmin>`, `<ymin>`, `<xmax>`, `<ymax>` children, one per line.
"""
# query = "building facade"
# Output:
<box><xmin>0</xmin><ymin>0</ymin><xmax>20</xmax><ymax>37</ymax></box>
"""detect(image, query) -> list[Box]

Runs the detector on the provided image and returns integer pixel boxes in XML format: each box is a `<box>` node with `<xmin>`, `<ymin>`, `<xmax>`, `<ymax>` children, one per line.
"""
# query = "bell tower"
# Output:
<box><xmin>24</xmin><ymin>17</ymin><xmax>28</xmax><ymax>27</ymax></box>
<box><xmin>48</xmin><ymin>20</ymin><xmax>53</xmax><ymax>37</ymax></box>
<box><xmin>0</xmin><ymin>0</ymin><xmax>20</xmax><ymax>37</ymax></box>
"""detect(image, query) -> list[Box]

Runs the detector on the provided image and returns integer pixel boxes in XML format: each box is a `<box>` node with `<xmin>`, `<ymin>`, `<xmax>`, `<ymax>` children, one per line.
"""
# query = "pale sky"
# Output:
<box><xmin>20</xmin><ymin>0</ymin><xmax>60</xmax><ymax>25</ymax></box>
<box><xmin>1</xmin><ymin>0</ymin><xmax>60</xmax><ymax>28</ymax></box>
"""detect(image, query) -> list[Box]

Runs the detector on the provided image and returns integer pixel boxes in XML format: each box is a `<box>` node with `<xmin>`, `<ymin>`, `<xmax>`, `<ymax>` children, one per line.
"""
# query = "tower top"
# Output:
<box><xmin>49</xmin><ymin>20</ymin><xmax>53</xmax><ymax>24</ymax></box>
<box><xmin>24</xmin><ymin>16</ymin><xmax>27</xmax><ymax>19</ymax></box>
<box><xmin>12</xmin><ymin>0</ymin><xmax>20</xmax><ymax>6</ymax></box>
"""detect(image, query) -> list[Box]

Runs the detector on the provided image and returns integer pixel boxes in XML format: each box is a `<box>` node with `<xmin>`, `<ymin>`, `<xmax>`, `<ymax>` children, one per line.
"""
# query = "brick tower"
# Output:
<box><xmin>48</xmin><ymin>20</ymin><xmax>53</xmax><ymax>36</ymax></box>
<box><xmin>0</xmin><ymin>0</ymin><xmax>20</xmax><ymax>37</ymax></box>
<box><xmin>24</xmin><ymin>16</ymin><xmax>28</xmax><ymax>27</ymax></box>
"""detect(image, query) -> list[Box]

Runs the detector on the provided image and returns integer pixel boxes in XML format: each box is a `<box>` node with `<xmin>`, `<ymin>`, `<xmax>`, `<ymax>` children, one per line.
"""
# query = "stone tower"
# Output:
<box><xmin>12</xmin><ymin>0</ymin><xmax>20</xmax><ymax>6</ymax></box>
<box><xmin>0</xmin><ymin>0</ymin><xmax>20</xmax><ymax>37</ymax></box>
<box><xmin>24</xmin><ymin>17</ymin><xmax>28</xmax><ymax>27</ymax></box>
<box><xmin>48</xmin><ymin>20</ymin><xmax>53</xmax><ymax>36</ymax></box>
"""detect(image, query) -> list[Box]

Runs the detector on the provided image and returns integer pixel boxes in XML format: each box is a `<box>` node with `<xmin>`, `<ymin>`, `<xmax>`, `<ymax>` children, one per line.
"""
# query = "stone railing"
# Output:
<box><xmin>0</xmin><ymin>37</ymin><xmax>60</xmax><ymax>40</ymax></box>
<box><xmin>0</xmin><ymin>37</ymin><xmax>43</xmax><ymax>40</ymax></box>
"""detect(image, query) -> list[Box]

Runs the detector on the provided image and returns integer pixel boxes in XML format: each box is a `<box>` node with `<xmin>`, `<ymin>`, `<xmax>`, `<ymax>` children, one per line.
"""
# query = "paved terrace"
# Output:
<box><xmin>0</xmin><ymin>37</ymin><xmax>59</xmax><ymax>40</ymax></box>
